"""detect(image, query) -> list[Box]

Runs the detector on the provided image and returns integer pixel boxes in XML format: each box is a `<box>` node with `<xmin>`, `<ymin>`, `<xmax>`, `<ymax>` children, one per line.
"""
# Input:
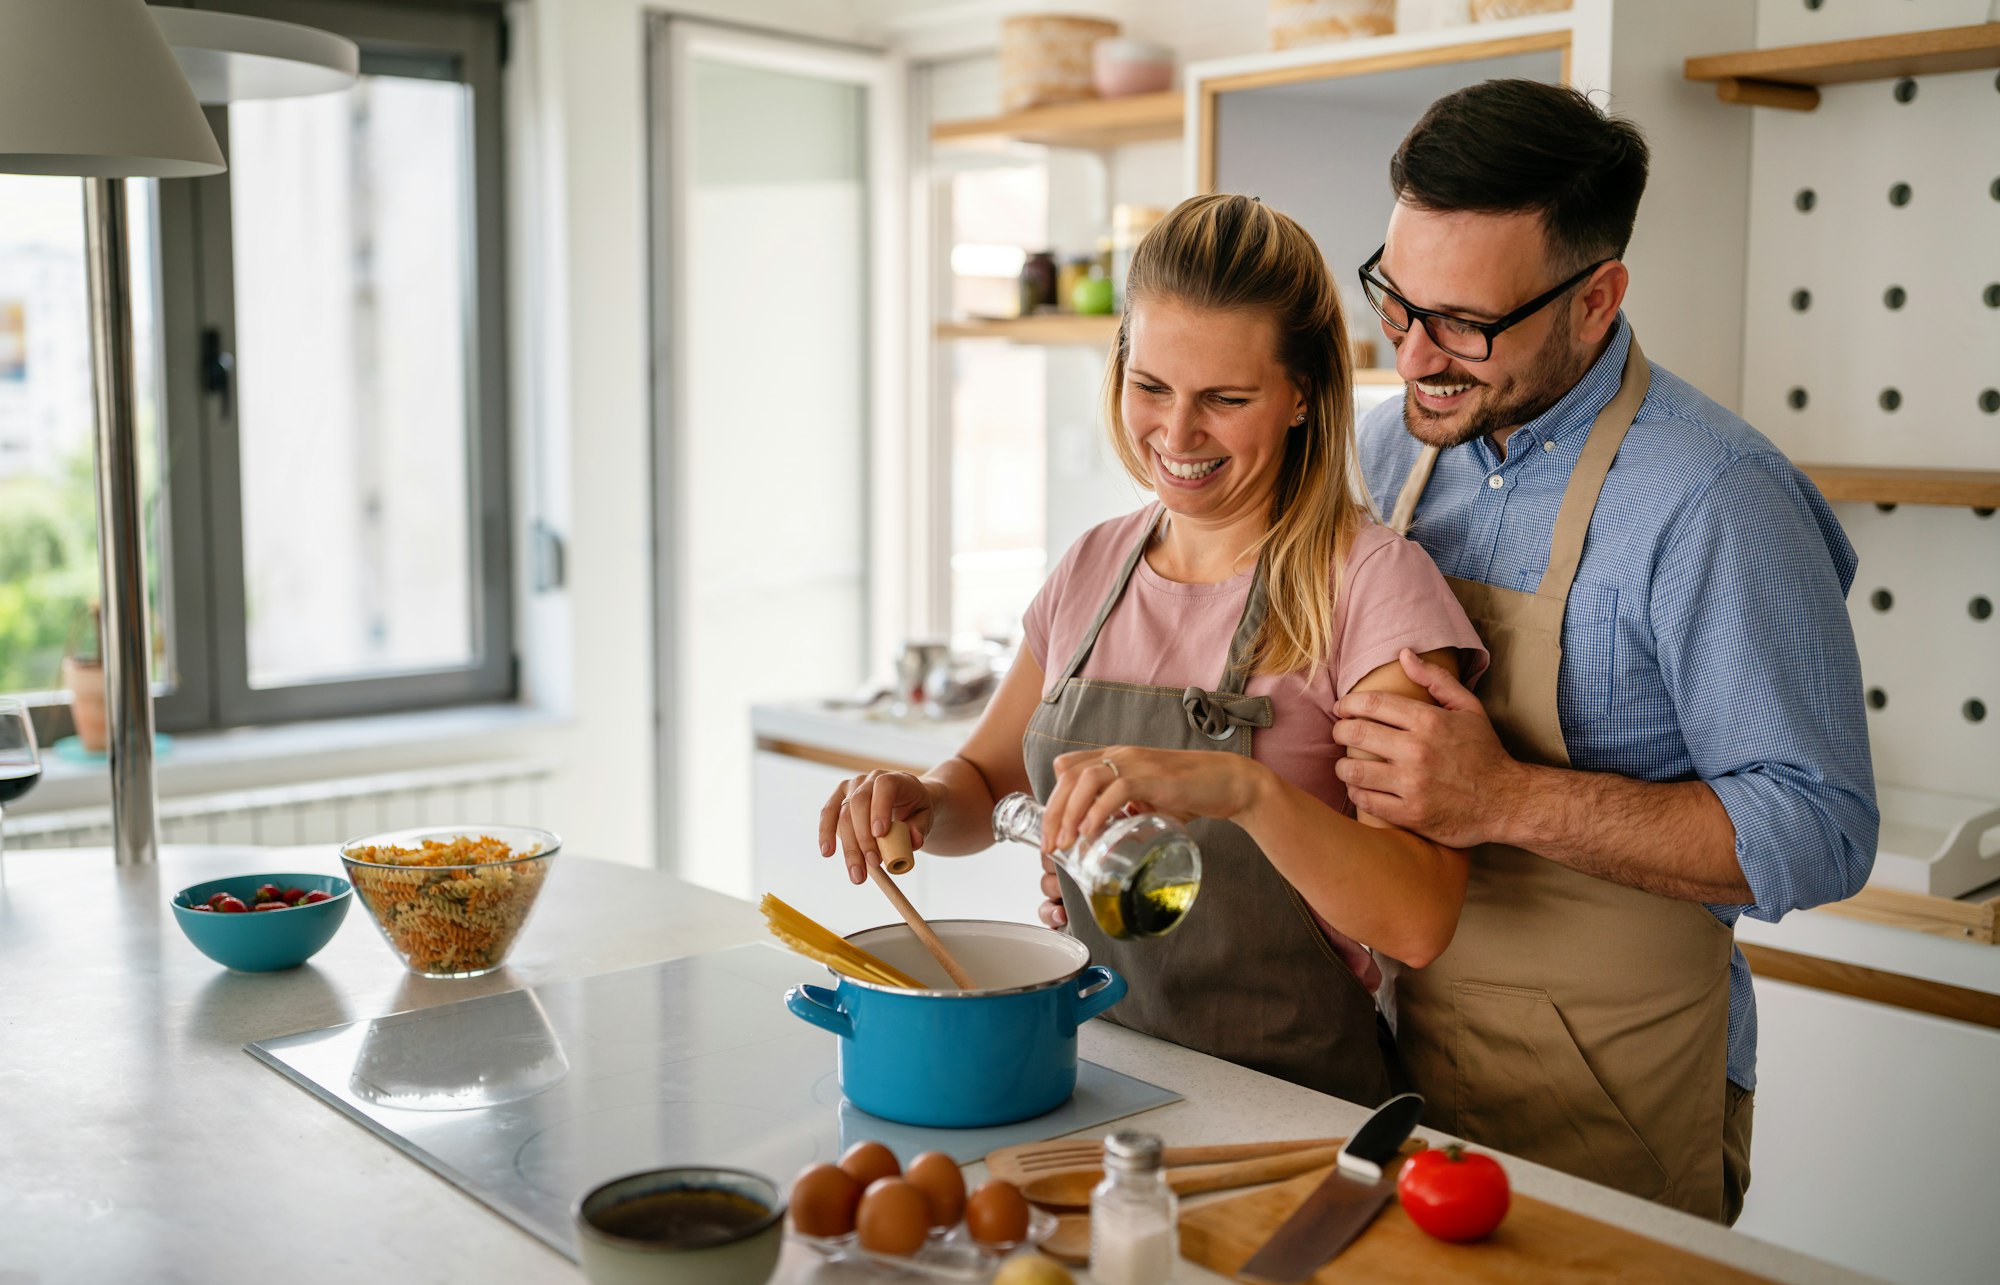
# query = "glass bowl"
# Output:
<box><xmin>339</xmin><ymin>825</ymin><xmax>560</xmax><ymax>978</ymax></box>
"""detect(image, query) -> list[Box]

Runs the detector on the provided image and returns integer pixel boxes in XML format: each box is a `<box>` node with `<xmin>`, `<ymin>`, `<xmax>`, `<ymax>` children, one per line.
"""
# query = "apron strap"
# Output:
<box><xmin>1537</xmin><ymin>340</ymin><xmax>1649</xmax><ymax>602</ymax></box>
<box><xmin>1388</xmin><ymin>444</ymin><xmax>1441</xmax><ymax>537</ymax></box>
<box><xmin>1043</xmin><ymin>507</ymin><xmax>1166</xmax><ymax>703</ymax></box>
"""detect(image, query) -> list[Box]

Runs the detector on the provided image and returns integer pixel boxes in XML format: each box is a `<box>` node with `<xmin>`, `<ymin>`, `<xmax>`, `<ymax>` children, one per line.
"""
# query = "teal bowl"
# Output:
<box><xmin>170</xmin><ymin>873</ymin><xmax>353</xmax><ymax>972</ymax></box>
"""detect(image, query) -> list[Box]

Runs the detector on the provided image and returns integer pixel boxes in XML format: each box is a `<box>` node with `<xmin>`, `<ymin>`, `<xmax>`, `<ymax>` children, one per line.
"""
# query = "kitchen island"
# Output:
<box><xmin>0</xmin><ymin>845</ymin><xmax>1865</xmax><ymax>1284</ymax></box>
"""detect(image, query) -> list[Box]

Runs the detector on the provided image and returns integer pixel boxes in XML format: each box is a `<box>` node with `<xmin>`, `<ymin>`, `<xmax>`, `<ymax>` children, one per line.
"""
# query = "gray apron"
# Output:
<box><xmin>1024</xmin><ymin>511</ymin><xmax>1396</xmax><ymax>1104</ymax></box>
<box><xmin>1385</xmin><ymin>339</ymin><xmax>1737</xmax><ymax>1220</ymax></box>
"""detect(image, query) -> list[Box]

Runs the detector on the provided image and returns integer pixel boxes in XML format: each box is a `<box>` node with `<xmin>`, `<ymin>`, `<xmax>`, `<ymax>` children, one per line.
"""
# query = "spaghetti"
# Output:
<box><xmin>761</xmin><ymin>893</ymin><xmax>924</xmax><ymax>989</ymax></box>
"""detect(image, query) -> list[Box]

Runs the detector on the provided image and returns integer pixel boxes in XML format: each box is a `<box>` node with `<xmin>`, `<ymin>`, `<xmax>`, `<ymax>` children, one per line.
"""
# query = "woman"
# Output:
<box><xmin>820</xmin><ymin>194</ymin><xmax>1486</xmax><ymax>1103</ymax></box>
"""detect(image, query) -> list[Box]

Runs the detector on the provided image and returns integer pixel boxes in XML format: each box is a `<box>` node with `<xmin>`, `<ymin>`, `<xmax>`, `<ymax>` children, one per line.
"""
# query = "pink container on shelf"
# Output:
<box><xmin>1092</xmin><ymin>37</ymin><xmax>1174</xmax><ymax>99</ymax></box>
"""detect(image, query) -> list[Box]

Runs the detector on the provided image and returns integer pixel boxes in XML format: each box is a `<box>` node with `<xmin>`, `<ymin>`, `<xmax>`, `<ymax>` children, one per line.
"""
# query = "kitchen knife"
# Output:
<box><xmin>1232</xmin><ymin>1091</ymin><xmax>1425</xmax><ymax>1284</ymax></box>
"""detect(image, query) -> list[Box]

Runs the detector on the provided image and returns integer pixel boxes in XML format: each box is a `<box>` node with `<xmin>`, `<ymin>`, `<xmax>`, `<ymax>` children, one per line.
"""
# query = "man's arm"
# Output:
<box><xmin>1335</xmin><ymin>454</ymin><xmax>1878</xmax><ymax>915</ymax></box>
<box><xmin>1332</xmin><ymin>652</ymin><xmax>1749</xmax><ymax>901</ymax></box>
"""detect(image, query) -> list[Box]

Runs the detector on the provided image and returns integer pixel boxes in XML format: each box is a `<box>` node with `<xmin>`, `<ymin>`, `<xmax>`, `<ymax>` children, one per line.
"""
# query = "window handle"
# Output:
<box><xmin>200</xmin><ymin>326</ymin><xmax>234</xmax><ymax>419</ymax></box>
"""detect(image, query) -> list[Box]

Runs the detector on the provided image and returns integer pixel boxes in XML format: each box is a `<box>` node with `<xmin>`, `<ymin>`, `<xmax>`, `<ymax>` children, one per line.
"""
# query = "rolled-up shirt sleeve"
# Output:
<box><xmin>1647</xmin><ymin>454</ymin><xmax>1879</xmax><ymax>921</ymax></box>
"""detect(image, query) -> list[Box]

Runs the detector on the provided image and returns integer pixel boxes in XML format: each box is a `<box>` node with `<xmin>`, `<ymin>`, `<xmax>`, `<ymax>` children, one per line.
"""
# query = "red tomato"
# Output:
<box><xmin>1397</xmin><ymin>1145</ymin><xmax>1510</xmax><ymax>1242</ymax></box>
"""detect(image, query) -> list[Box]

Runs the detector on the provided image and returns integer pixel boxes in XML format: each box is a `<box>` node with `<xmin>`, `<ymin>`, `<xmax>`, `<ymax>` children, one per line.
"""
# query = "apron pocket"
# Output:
<box><xmin>1452</xmin><ymin>979</ymin><xmax>1670</xmax><ymax>1202</ymax></box>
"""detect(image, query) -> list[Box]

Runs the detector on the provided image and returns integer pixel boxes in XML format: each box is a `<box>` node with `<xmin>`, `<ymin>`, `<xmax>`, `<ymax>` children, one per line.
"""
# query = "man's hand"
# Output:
<box><xmin>1333</xmin><ymin>648</ymin><xmax>1524</xmax><ymax>849</ymax></box>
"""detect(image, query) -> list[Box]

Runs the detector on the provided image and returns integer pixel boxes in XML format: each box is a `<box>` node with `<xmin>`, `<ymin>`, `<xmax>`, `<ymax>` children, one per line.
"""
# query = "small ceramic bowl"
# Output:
<box><xmin>1093</xmin><ymin>37</ymin><xmax>1174</xmax><ymax>98</ymax></box>
<box><xmin>575</xmin><ymin>1167</ymin><xmax>785</xmax><ymax>1285</ymax></box>
<box><xmin>170</xmin><ymin>873</ymin><xmax>352</xmax><ymax>972</ymax></box>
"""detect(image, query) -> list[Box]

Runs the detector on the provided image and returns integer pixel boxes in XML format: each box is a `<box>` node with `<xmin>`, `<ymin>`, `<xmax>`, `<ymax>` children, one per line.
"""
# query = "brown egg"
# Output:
<box><xmin>855</xmin><ymin>1177</ymin><xmax>930</xmax><ymax>1257</ymax></box>
<box><xmin>963</xmin><ymin>1178</ymin><xmax>1031</xmax><ymax>1247</ymax></box>
<box><xmin>838</xmin><ymin>1140</ymin><xmax>901</xmax><ymax>1190</ymax></box>
<box><xmin>787</xmin><ymin>1163</ymin><xmax>861</xmax><ymax>1239</ymax></box>
<box><xmin>903</xmin><ymin>1151</ymin><xmax>967</xmax><ymax>1229</ymax></box>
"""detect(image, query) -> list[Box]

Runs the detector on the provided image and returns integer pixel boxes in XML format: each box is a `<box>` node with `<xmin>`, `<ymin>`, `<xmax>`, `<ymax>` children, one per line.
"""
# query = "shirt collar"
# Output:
<box><xmin>1509</xmin><ymin>312</ymin><xmax>1633</xmax><ymax>456</ymax></box>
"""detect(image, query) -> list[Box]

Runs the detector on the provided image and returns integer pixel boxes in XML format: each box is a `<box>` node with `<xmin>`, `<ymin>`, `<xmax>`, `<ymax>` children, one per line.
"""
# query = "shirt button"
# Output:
<box><xmin>1543</xmin><ymin>440</ymin><xmax>1556</xmax><ymax>452</ymax></box>
<box><xmin>1488</xmin><ymin>474</ymin><xmax>1505</xmax><ymax>489</ymax></box>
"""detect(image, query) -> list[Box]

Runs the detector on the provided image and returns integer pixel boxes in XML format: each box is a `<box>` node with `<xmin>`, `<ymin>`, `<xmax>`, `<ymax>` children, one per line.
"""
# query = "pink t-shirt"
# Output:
<box><xmin>1022</xmin><ymin>504</ymin><xmax>1489</xmax><ymax>990</ymax></box>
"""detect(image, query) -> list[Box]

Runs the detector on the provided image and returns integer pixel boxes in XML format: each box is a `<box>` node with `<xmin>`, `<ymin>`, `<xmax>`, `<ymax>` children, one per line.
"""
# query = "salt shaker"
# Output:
<box><xmin>1090</xmin><ymin>1130</ymin><xmax>1178</xmax><ymax>1284</ymax></box>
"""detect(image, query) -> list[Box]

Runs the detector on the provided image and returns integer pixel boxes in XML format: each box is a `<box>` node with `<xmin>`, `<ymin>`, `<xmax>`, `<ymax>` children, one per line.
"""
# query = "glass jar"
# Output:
<box><xmin>991</xmin><ymin>793</ymin><xmax>1200</xmax><ymax>940</ymax></box>
<box><xmin>1090</xmin><ymin>1131</ymin><xmax>1178</xmax><ymax>1285</ymax></box>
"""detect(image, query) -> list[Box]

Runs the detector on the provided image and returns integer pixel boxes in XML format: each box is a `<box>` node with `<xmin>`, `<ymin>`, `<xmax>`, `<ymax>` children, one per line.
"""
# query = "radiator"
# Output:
<box><xmin>1</xmin><ymin>759</ymin><xmax>557</xmax><ymax>850</ymax></box>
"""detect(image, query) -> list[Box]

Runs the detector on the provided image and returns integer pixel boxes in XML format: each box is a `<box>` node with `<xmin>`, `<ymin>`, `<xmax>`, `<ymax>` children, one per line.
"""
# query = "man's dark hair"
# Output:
<box><xmin>1389</xmin><ymin>79</ymin><xmax>1650</xmax><ymax>271</ymax></box>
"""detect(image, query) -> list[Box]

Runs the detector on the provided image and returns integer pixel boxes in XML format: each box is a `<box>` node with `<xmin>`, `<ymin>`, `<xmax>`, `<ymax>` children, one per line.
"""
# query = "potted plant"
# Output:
<box><xmin>62</xmin><ymin>602</ymin><xmax>107</xmax><ymax>753</ymax></box>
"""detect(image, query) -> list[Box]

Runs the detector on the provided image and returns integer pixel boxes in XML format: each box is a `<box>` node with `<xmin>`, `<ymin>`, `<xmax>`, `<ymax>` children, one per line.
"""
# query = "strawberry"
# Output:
<box><xmin>189</xmin><ymin>904</ymin><xmax>214</xmax><ymax>912</ymax></box>
<box><xmin>253</xmin><ymin>901</ymin><xmax>290</xmax><ymax>912</ymax></box>
<box><xmin>298</xmin><ymin>890</ymin><xmax>333</xmax><ymax>906</ymax></box>
<box><xmin>254</xmin><ymin>883</ymin><xmax>284</xmax><ymax>904</ymax></box>
<box><xmin>216</xmin><ymin>895</ymin><xmax>249</xmax><ymax>914</ymax></box>
<box><xmin>281</xmin><ymin>888</ymin><xmax>307</xmax><ymax>905</ymax></box>
<box><xmin>206</xmin><ymin>892</ymin><xmax>231</xmax><ymax>911</ymax></box>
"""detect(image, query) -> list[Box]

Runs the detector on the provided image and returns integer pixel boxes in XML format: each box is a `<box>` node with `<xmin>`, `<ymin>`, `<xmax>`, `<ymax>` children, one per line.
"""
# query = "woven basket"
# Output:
<box><xmin>999</xmin><ymin>15</ymin><xmax>1121</xmax><ymax>113</ymax></box>
<box><xmin>1469</xmin><ymin>0</ymin><xmax>1572</xmax><ymax>20</ymax></box>
<box><xmin>1268</xmin><ymin>0</ymin><xmax>1395</xmax><ymax>51</ymax></box>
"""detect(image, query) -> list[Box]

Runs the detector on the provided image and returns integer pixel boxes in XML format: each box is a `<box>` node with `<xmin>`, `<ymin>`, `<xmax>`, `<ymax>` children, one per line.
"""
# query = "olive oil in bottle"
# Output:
<box><xmin>992</xmin><ymin>793</ymin><xmax>1202</xmax><ymax>941</ymax></box>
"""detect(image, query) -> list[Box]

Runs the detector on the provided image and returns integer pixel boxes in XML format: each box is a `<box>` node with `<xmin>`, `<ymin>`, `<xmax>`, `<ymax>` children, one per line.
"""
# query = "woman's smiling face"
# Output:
<box><xmin>1121</xmin><ymin>298</ymin><xmax>1305</xmax><ymax>526</ymax></box>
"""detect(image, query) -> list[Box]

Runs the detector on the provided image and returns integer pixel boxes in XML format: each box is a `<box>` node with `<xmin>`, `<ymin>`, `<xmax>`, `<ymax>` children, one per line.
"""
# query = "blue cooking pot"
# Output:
<box><xmin>784</xmin><ymin>919</ymin><xmax>1127</xmax><ymax>1128</ymax></box>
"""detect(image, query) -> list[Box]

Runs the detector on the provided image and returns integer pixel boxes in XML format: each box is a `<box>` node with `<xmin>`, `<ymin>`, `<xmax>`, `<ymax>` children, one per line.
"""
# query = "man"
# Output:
<box><xmin>1331</xmin><ymin>80</ymin><xmax>1877</xmax><ymax>1225</ymax></box>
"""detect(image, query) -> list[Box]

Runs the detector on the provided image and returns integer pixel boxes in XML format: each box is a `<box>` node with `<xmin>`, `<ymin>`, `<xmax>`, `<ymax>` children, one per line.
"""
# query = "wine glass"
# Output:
<box><xmin>0</xmin><ymin>698</ymin><xmax>41</xmax><ymax>874</ymax></box>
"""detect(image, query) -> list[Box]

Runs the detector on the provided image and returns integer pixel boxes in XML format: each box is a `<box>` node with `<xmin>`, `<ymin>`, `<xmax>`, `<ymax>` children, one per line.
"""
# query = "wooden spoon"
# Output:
<box><xmin>1039</xmin><ymin>1212</ymin><xmax>1090</xmax><ymax>1266</ymax></box>
<box><xmin>987</xmin><ymin>1135</ymin><xmax>1345</xmax><ymax>1186</ymax></box>
<box><xmin>866</xmin><ymin>824</ymin><xmax>976</xmax><ymax>989</ymax></box>
<box><xmin>1020</xmin><ymin>1144</ymin><xmax>1347</xmax><ymax>1211</ymax></box>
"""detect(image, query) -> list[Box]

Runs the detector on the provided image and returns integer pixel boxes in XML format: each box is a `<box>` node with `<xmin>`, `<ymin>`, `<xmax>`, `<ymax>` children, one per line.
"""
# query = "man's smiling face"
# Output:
<box><xmin>1379</xmin><ymin>203</ymin><xmax>1604</xmax><ymax>450</ymax></box>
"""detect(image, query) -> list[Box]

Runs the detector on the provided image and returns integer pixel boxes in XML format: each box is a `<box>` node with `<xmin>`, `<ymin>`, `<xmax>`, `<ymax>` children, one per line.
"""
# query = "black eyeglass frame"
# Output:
<box><xmin>1357</xmin><ymin>244</ymin><xmax>1614</xmax><ymax>363</ymax></box>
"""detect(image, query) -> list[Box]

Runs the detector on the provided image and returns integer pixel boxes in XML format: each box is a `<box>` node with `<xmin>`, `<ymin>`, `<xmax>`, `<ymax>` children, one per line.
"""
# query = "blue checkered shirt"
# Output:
<box><xmin>1358</xmin><ymin>316</ymin><xmax>1878</xmax><ymax>1091</ymax></box>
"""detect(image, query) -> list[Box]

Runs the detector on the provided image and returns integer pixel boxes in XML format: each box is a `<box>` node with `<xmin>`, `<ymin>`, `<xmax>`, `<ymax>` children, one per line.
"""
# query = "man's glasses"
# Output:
<box><xmin>1357</xmin><ymin>245</ymin><xmax>1612</xmax><ymax>363</ymax></box>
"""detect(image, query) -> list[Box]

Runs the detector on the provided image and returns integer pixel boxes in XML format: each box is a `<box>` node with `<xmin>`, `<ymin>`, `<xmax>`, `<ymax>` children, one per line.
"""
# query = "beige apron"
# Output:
<box><xmin>1386</xmin><ymin>341</ymin><xmax>1737</xmax><ymax>1220</ymax></box>
<box><xmin>1024</xmin><ymin>511</ymin><xmax>1397</xmax><ymax>1104</ymax></box>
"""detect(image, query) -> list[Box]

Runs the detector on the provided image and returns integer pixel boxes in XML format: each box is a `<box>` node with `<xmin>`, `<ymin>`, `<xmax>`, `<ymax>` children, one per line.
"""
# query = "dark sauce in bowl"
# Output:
<box><xmin>588</xmin><ymin>1187</ymin><xmax>772</xmax><ymax>1249</ymax></box>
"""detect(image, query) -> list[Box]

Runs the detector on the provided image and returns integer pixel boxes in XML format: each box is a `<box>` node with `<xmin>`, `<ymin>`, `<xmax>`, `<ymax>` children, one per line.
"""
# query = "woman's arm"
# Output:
<box><xmin>1042</xmin><ymin>648</ymin><xmax>1469</xmax><ymax>967</ymax></box>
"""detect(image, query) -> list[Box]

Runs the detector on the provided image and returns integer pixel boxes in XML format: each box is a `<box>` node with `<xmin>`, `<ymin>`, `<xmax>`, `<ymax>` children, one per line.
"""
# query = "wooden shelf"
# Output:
<box><xmin>937</xmin><ymin>314</ymin><xmax>1120</xmax><ymax>344</ymax></box>
<box><xmin>938</xmin><ymin>317</ymin><xmax>1404</xmax><ymax>389</ymax></box>
<box><xmin>930</xmin><ymin>91</ymin><xmax>1183</xmax><ymax>149</ymax></box>
<box><xmin>1797</xmin><ymin>465</ymin><xmax>2000</xmax><ymax>508</ymax></box>
<box><xmin>1685</xmin><ymin>23</ymin><xmax>2000</xmax><ymax>111</ymax></box>
<box><xmin>1814</xmin><ymin>883</ymin><xmax>1999</xmax><ymax>946</ymax></box>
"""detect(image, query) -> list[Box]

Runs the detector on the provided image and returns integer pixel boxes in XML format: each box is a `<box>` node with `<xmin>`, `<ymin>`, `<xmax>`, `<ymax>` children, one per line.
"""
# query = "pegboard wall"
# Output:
<box><xmin>1738</xmin><ymin>0</ymin><xmax>1999</xmax><ymax>801</ymax></box>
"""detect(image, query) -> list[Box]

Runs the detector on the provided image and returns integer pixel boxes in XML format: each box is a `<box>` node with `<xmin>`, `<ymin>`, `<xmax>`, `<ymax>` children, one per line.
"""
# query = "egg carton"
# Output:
<box><xmin>791</xmin><ymin>1207</ymin><xmax>1058</xmax><ymax>1280</ymax></box>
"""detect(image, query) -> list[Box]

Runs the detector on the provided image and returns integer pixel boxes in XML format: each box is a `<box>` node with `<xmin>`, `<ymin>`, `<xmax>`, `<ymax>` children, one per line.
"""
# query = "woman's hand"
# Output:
<box><xmin>818</xmin><ymin>770</ymin><xmax>937</xmax><ymax>885</ymax></box>
<box><xmin>1042</xmin><ymin>747</ymin><xmax>1265</xmax><ymax>856</ymax></box>
<box><xmin>1037</xmin><ymin>854</ymin><xmax>1068</xmax><ymax>930</ymax></box>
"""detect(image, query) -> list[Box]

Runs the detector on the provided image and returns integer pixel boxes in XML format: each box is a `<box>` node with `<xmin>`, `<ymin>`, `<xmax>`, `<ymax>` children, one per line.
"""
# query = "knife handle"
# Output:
<box><xmin>1338</xmin><ymin>1092</ymin><xmax>1425</xmax><ymax>1178</ymax></box>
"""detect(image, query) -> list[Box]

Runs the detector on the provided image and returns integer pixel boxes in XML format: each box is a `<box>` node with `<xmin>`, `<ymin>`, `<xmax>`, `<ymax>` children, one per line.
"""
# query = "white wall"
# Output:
<box><xmin>497</xmin><ymin>0</ymin><xmax>867</xmax><ymax>868</ymax></box>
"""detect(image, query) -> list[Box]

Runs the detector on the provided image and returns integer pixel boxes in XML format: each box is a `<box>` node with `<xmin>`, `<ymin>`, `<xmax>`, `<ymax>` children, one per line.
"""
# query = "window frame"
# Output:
<box><xmin>171</xmin><ymin>0</ymin><xmax>515</xmax><ymax>726</ymax></box>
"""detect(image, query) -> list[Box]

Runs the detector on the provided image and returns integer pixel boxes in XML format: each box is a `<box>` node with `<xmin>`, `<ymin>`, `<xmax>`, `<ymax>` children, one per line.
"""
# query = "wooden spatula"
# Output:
<box><xmin>1021</xmin><ymin>1145</ymin><xmax>1349</xmax><ymax>1210</ymax></box>
<box><xmin>987</xmin><ymin>1135</ymin><xmax>1345</xmax><ymax>1187</ymax></box>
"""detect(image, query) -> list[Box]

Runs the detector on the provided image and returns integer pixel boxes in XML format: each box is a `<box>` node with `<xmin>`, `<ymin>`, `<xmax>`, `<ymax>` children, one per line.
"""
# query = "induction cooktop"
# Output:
<box><xmin>248</xmin><ymin>943</ymin><xmax>1179</xmax><ymax>1258</ymax></box>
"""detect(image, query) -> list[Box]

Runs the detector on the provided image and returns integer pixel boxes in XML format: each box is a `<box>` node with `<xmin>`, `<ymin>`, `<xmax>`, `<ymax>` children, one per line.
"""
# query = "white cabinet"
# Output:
<box><xmin>751</xmin><ymin>750</ymin><xmax>1045</xmax><ymax>939</ymax></box>
<box><xmin>1735</xmin><ymin>977</ymin><xmax>2000</xmax><ymax>1285</ymax></box>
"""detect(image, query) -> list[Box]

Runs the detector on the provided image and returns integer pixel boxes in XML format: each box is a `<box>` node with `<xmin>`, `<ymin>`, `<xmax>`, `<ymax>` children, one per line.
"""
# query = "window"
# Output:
<box><xmin>0</xmin><ymin>0</ymin><xmax>512</xmax><ymax>737</ymax></box>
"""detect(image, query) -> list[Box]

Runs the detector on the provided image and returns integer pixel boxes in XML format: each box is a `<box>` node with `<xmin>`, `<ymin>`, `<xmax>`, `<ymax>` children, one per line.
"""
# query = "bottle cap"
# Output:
<box><xmin>1103</xmin><ymin>1130</ymin><xmax>1163</xmax><ymax>1173</ymax></box>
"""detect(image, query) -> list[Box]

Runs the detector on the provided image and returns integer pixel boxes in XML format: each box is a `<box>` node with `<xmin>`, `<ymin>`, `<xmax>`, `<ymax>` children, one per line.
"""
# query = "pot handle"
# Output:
<box><xmin>1073</xmin><ymin>966</ymin><xmax>1128</xmax><ymax>1025</ymax></box>
<box><xmin>785</xmin><ymin>984</ymin><xmax>853</xmax><ymax>1039</ymax></box>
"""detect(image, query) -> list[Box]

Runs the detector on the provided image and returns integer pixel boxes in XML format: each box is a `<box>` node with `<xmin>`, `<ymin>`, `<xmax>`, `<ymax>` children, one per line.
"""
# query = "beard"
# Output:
<box><xmin>1400</xmin><ymin>303</ymin><xmax>1594</xmax><ymax>451</ymax></box>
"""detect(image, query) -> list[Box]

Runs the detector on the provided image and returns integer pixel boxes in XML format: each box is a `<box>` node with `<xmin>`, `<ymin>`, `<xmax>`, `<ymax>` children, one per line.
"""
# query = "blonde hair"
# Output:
<box><xmin>1103</xmin><ymin>193</ymin><xmax>1371</xmax><ymax>676</ymax></box>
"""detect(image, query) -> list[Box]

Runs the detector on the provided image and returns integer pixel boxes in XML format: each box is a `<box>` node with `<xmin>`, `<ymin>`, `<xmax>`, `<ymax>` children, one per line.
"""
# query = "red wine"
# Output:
<box><xmin>0</xmin><ymin>764</ymin><xmax>40</xmax><ymax>806</ymax></box>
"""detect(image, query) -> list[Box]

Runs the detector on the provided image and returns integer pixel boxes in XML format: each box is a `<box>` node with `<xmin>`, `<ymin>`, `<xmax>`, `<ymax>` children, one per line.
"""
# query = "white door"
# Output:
<box><xmin>650</xmin><ymin>21</ymin><xmax>905</xmax><ymax>894</ymax></box>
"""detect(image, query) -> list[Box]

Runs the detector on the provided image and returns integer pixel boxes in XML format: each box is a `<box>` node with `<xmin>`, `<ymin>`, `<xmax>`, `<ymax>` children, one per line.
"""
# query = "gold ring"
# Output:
<box><xmin>1102</xmin><ymin>758</ymin><xmax>1119</xmax><ymax>779</ymax></box>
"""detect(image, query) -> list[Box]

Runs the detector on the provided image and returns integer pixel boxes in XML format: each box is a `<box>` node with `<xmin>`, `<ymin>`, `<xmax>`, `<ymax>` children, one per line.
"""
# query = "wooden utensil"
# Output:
<box><xmin>875</xmin><ymin>817</ymin><xmax>917</xmax><ymax>874</ymax></box>
<box><xmin>1178</xmin><ymin>1150</ymin><xmax>1782</xmax><ymax>1284</ymax></box>
<box><xmin>865</xmin><ymin>838</ymin><xmax>976</xmax><ymax>989</ymax></box>
<box><xmin>1022</xmin><ymin>1144</ymin><xmax>1350</xmax><ymax>1210</ymax></box>
<box><xmin>1039</xmin><ymin>1211</ymin><xmax>1090</xmax><ymax>1266</ymax></box>
<box><xmin>987</xmin><ymin>1135</ymin><xmax>1345</xmax><ymax>1187</ymax></box>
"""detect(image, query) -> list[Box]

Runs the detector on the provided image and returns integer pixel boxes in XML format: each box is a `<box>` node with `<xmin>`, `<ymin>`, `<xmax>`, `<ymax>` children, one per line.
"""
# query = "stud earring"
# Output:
<box><xmin>1292</xmin><ymin>413</ymin><xmax>1306</xmax><ymax>425</ymax></box>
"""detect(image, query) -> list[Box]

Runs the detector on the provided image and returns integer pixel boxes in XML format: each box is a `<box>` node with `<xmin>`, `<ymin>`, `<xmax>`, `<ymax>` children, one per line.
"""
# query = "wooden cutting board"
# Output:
<box><xmin>1177</xmin><ymin>1157</ymin><xmax>1780</xmax><ymax>1284</ymax></box>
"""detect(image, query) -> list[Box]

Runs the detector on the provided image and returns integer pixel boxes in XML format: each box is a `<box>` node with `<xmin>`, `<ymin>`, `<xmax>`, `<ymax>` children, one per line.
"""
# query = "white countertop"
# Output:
<box><xmin>0</xmin><ymin>843</ymin><xmax>1870</xmax><ymax>1284</ymax></box>
<box><xmin>753</xmin><ymin>700</ymin><xmax>979</xmax><ymax>771</ymax></box>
